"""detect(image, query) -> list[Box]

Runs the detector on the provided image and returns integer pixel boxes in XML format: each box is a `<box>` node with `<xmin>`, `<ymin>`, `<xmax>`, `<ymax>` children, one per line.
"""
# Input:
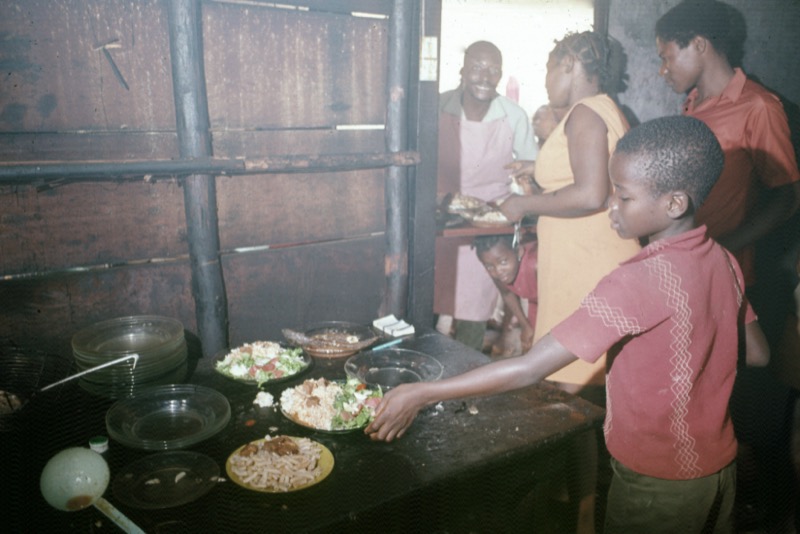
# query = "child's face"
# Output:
<box><xmin>532</xmin><ymin>105</ymin><xmax>558</xmax><ymax>144</ymax></box>
<box><xmin>608</xmin><ymin>152</ymin><xmax>673</xmax><ymax>242</ymax></box>
<box><xmin>479</xmin><ymin>242</ymin><xmax>521</xmax><ymax>285</ymax></box>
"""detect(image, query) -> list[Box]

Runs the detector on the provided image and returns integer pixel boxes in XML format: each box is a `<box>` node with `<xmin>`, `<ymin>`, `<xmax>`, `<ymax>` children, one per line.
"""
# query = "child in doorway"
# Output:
<box><xmin>474</xmin><ymin>234</ymin><xmax>538</xmax><ymax>356</ymax></box>
<box><xmin>367</xmin><ymin>115</ymin><xmax>770</xmax><ymax>533</ymax></box>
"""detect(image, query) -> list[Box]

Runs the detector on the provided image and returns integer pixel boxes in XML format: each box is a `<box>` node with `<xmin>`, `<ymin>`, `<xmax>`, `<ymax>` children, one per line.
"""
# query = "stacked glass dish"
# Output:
<box><xmin>72</xmin><ymin>315</ymin><xmax>188</xmax><ymax>398</ymax></box>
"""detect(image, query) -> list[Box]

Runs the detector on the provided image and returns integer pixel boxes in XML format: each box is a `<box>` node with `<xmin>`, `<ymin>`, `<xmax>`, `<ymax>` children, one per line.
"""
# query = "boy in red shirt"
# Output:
<box><xmin>367</xmin><ymin>116</ymin><xmax>770</xmax><ymax>533</ymax></box>
<box><xmin>474</xmin><ymin>234</ymin><xmax>538</xmax><ymax>356</ymax></box>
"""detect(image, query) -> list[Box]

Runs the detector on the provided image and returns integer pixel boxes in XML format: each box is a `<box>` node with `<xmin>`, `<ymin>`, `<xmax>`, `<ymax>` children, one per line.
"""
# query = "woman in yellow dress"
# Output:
<box><xmin>500</xmin><ymin>31</ymin><xmax>641</xmax><ymax>534</ymax></box>
<box><xmin>502</xmin><ymin>31</ymin><xmax>640</xmax><ymax>394</ymax></box>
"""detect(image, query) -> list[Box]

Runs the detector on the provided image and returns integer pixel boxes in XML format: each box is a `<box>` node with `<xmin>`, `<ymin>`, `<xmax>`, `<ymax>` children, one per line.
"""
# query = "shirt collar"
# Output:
<box><xmin>624</xmin><ymin>225</ymin><xmax>709</xmax><ymax>264</ymax></box>
<box><xmin>685</xmin><ymin>68</ymin><xmax>746</xmax><ymax>112</ymax></box>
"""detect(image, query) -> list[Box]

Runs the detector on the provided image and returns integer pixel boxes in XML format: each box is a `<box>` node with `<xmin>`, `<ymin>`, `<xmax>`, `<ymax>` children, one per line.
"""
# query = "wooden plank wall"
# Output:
<box><xmin>0</xmin><ymin>0</ymin><xmax>395</xmax><ymax>357</ymax></box>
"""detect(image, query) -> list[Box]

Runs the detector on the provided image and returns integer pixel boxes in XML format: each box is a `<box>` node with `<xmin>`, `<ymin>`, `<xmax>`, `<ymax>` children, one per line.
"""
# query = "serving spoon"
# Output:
<box><xmin>5</xmin><ymin>354</ymin><xmax>139</xmax><ymax>414</ymax></box>
<box><xmin>40</xmin><ymin>447</ymin><xmax>146</xmax><ymax>533</ymax></box>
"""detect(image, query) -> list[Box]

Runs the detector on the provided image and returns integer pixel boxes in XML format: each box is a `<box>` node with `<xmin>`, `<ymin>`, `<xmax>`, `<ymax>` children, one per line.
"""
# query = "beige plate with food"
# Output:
<box><xmin>280</xmin><ymin>406</ymin><xmax>366</xmax><ymax>434</ymax></box>
<box><xmin>226</xmin><ymin>437</ymin><xmax>334</xmax><ymax>493</ymax></box>
<box><xmin>469</xmin><ymin>219</ymin><xmax>512</xmax><ymax>229</ymax></box>
<box><xmin>283</xmin><ymin>322</ymin><xmax>379</xmax><ymax>359</ymax></box>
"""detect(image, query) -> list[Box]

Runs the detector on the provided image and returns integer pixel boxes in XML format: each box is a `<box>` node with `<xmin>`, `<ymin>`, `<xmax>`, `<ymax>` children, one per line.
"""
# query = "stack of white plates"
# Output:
<box><xmin>72</xmin><ymin>315</ymin><xmax>188</xmax><ymax>398</ymax></box>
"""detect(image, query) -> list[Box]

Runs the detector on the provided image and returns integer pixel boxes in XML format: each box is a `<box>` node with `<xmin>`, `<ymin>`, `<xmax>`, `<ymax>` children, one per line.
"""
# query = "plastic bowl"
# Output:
<box><xmin>106</xmin><ymin>384</ymin><xmax>230</xmax><ymax>450</ymax></box>
<box><xmin>344</xmin><ymin>348</ymin><xmax>444</xmax><ymax>390</ymax></box>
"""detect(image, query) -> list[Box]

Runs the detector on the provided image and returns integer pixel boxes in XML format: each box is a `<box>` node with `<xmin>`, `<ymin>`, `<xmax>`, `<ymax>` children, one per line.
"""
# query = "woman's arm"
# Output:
<box><xmin>365</xmin><ymin>334</ymin><xmax>578</xmax><ymax>442</ymax></box>
<box><xmin>499</xmin><ymin>104</ymin><xmax>612</xmax><ymax>222</ymax></box>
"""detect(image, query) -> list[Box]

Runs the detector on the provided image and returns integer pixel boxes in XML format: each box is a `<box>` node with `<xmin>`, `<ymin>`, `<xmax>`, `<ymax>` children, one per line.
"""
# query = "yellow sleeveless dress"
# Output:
<box><xmin>534</xmin><ymin>94</ymin><xmax>641</xmax><ymax>387</ymax></box>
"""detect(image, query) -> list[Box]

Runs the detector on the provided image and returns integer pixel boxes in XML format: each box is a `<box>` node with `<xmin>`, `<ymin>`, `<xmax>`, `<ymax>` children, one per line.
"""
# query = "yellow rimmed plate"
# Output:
<box><xmin>225</xmin><ymin>436</ymin><xmax>334</xmax><ymax>493</ymax></box>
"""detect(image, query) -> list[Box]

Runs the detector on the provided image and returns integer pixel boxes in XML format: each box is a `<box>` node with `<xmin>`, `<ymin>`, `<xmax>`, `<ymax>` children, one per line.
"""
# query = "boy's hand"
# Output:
<box><xmin>364</xmin><ymin>384</ymin><xmax>426</xmax><ymax>442</ymax></box>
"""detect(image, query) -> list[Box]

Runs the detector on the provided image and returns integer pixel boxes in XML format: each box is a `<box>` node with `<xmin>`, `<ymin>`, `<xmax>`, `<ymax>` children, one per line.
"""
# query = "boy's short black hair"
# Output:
<box><xmin>655</xmin><ymin>0</ymin><xmax>745</xmax><ymax>66</ymax></box>
<box><xmin>473</xmin><ymin>234</ymin><xmax>514</xmax><ymax>256</ymax></box>
<box><xmin>614</xmin><ymin>115</ymin><xmax>723</xmax><ymax>208</ymax></box>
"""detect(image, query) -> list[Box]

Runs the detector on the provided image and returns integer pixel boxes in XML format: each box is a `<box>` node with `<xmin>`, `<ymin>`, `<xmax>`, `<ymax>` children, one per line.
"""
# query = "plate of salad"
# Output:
<box><xmin>214</xmin><ymin>341</ymin><xmax>311</xmax><ymax>386</ymax></box>
<box><xmin>279</xmin><ymin>377</ymin><xmax>382</xmax><ymax>433</ymax></box>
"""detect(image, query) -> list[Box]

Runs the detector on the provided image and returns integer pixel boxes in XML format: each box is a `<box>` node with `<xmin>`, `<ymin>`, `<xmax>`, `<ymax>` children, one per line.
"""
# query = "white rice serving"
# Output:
<box><xmin>280</xmin><ymin>378</ymin><xmax>341</xmax><ymax>431</ymax></box>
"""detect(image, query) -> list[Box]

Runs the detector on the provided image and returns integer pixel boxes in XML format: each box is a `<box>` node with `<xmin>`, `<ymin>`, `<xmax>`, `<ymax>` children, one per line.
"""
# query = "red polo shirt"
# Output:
<box><xmin>552</xmin><ymin>226</ymin><xmax>756</xmax><ymax>480</ymax></box>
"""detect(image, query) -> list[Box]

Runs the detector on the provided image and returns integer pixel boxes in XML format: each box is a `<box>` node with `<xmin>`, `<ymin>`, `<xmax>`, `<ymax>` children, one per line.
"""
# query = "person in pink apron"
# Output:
<box><xmin>434</xmin><ymin>41</ymin><xmax>538</xmax><ymax>351</ymax></box>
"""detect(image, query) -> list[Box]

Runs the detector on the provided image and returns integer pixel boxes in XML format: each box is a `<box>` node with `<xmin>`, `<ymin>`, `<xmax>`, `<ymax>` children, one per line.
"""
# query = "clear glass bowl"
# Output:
<box><xmin>112</xmin><ymin>451</ymin><xmax>219</xmax><ymax>509</ymax></box>
<box><xmin>106</xmin><ymin>384</ymin><xmax>230</xmax><ymax>450</ymax></box>
<box><xmin>72</xmin><ymin>315</ymin><xmax>185</xmax><ymax>363</ymax></box>
<box><xmin>344</xmin><ymin>348</ymin><xmax>444</xmax><ymax>390</ymax></box>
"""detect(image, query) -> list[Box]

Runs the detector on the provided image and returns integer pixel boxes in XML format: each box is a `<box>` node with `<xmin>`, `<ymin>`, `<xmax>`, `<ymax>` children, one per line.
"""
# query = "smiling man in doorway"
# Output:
<box><xmin>434</xmin><ymin>40</ymin><xmax>538</xmax><ymax>352</ymax></box>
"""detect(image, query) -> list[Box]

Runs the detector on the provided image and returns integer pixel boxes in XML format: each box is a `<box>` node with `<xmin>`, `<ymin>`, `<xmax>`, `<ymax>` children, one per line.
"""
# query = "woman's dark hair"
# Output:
<box><xmin>473</xmin><ymin>234</ymin><xmax>514</xmax><ymax>256</ymax></box>
<box><xmin>550</xmin><ymin>31</ymin><xmax>612</xmax><ymax>92</ymax></box>
<box><xmin>615</xmin><ymin>115</ymin><xmax>723</xmax><ymax>208</ymax></box>
<box><xmin>655</xmin><ymin>0</ymin><xmax>746</xmax><ymax>67</ymax></box>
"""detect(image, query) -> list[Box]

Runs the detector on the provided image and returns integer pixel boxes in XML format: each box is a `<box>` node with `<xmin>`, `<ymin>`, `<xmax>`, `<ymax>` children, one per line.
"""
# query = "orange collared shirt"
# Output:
<box><xmin>684</xmin><ymin>68</ymin><xmax>800</xmax><ymax>285</ymax></box>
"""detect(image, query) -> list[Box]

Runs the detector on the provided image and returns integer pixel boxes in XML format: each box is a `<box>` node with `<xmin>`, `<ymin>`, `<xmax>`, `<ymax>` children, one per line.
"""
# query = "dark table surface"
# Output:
<box><xmin>4</xmin><ymin>328</ymin><xmax>604</xmax><ymax>533</ymax></box>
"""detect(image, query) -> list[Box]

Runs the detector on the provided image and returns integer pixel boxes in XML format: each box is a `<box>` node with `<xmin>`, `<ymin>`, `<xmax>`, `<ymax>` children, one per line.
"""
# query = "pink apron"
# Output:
<box><xmin>434</xmin><ymin>112</ymin><xmax>515</xmax><ymax>321</ymax></box>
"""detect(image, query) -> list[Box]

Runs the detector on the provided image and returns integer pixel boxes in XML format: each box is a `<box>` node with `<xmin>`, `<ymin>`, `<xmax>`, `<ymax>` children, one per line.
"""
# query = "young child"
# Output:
<box><xmin>367</xmin><ymin>115</ymin><xmax>770</xmax><ymax>533</ymax></box>
<box><xmin>474</xmin><ymin>234</ymin><xmax>538</xmax><ymax>356</ymax></box>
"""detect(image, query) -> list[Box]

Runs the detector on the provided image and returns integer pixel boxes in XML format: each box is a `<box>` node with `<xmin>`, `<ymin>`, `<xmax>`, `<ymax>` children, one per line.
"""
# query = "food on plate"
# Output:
<box><xmin>215</xmin><ymin>341</ymin><xmax>308</xmax><ymax>386</ymax></box>
<box><xmin>227</xmin><ymin>435</ymin><xmax>324</xmax><ymax>492</ymax></box>
<box><xmin>280</xmin><ymin>377</ymin><xmax>382</xmax><ymax>431</ymax></box>
<box><xmin>0</xmin><ymin>391</ymin><xmax>23</xmax><ymax>414</ymax></box>
<box><xmin>282</xmin><ymin>327</ymin><xmax>378</xmax><ymax>355</ymax></box>
<box><xmin>469</xmin><ymin>208</ymin><xmax>510</xmax><ymax>225</ymax></box>
<box><xmin>446</xmin><ymin>192</ymin><xmax>486</xmax><ymax>213</ymax></box>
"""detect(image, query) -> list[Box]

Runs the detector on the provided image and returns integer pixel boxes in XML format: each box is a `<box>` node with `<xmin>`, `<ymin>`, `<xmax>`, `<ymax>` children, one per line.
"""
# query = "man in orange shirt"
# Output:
<box><xmin>656</xmin><ymin>1</ymin><xmax>800</xmax><ymax>529</ymax></box>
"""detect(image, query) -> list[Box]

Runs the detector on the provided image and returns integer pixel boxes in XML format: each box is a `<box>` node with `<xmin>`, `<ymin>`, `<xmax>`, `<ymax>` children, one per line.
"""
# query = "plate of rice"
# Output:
<box><xmin>279</xmin><ymin>377</ymin><xmax>382</xmax><ymax>433</ymax></box>
<box><xmin>226</xmin><ymin>435</ymin><xmax>333</xmax><ymax>493</ymax></box>
<box><xmin>214</xmin><ymin>341</ymin><xmax>311</xmax><ymax>386</ymax></box>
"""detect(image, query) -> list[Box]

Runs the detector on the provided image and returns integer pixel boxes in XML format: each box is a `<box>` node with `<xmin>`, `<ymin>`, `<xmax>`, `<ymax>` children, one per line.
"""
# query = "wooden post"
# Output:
<box><xmin>167</xmin><ymin>0</ymin><xmax>228</xmax><ymax>357</ymax></box>
<box><xmin>384</xmin><ymin>0</ymin><xmax>413</xmax><ymax>319</ymax></box>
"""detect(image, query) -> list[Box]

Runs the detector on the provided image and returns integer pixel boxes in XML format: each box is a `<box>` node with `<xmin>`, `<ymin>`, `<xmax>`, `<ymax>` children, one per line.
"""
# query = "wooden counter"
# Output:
<box><xmin>6</xmin><ymin>329</ymin><xmax>602</xmax><ymax>533</ymax></box>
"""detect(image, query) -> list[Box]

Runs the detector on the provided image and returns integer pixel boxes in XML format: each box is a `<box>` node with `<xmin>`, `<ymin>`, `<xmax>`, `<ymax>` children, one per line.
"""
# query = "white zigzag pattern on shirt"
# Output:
<box><xmin>578</xmin><ymin>293</ymin><xmax>643</xmax><ymax>440</ymax></box>
<box><xmin>646</xmin><ymin>254</ymin><xmax>702</xmax><ymax>478</ymax></box>
<box><xmin>580</xmin><ymin>294</ymin><xmax>643</xmax><ymax>337</ymax></box>
<box><xmin>604</xmin><ymin>374</ymin><xmax>613</xmax><ymax>440</ymax></box>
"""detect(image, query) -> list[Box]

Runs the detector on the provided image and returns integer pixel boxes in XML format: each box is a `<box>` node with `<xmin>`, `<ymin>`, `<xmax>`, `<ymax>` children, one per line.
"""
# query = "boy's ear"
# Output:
<box><xmin>666</xmin><ymin>191</ymin><xmax>691</xmax><ymax>219</ymax></box>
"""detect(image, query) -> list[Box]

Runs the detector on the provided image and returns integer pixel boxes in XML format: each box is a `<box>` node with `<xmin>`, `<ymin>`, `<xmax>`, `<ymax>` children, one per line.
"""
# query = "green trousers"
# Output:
<box><xmin>604</xmin><ymin>457</ymin><xmax>736</xmax><ymax>534</ymax></box>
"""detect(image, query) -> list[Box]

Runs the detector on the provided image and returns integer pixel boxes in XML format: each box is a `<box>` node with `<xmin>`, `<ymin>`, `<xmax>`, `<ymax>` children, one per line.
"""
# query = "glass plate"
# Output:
<box><xmin>213</xmin><ymin>342</ymin><xmax>312</xmax><ymax>386</ymax></box>
<box><xmin>112</xmin><ymin>451</ymin><xmax>219</xmax><ymax>509</ymax></box>
<box><xmin>226</xmin><ymin>437</ymin><xmax>334</xmax><ymax>493</ymax></box>
<box><xmin>106</xmin><ymin>384</ymin><xmax>231</xmax><ymax>450</ymax></box>
<box><xmin>344</xmin><ymin>348</ymin><xmax>444</xmax><ymax>390</ymax></box>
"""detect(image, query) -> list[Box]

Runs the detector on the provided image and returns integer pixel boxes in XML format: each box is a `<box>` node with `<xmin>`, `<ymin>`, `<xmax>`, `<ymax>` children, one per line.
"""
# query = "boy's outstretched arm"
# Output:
<box><xmin>745</xmin><ymin>320</ymin><xmax>770</xmax><ymax>367</ymax></box>
<box><xmin>365</xmin><ymin>334</ymin><xmax>578</xmax><ymax>442</ymax></box>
